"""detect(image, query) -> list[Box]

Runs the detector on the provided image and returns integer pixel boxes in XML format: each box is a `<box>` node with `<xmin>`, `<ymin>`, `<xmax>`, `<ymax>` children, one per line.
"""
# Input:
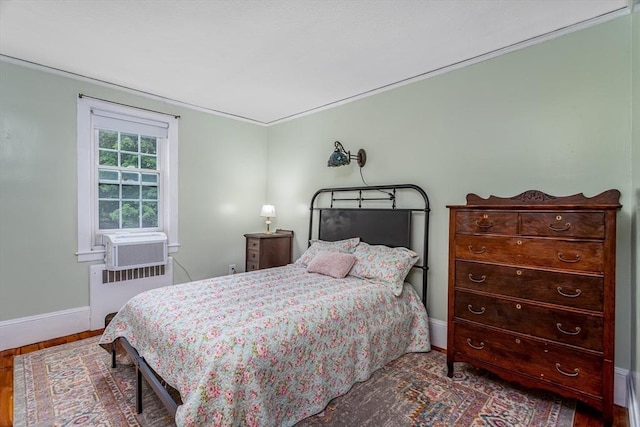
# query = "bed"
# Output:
<box><xmin>99</xmin><ymin>183</ymin><xmax>431</xmax><ymax>427</ymax></box>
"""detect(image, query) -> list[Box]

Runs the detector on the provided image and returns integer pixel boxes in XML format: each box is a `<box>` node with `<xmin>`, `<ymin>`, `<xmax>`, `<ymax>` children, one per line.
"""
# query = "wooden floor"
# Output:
<box><xmin>0</xmin><ymin>332</ymin><xmax>630</xmax><ymax>427</ymax></box>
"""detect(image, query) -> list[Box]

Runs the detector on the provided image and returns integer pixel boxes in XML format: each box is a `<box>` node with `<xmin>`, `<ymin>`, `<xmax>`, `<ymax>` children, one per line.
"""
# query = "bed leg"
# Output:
<box><xmin>136</xmin><ymin>366</ymin><xmax>143</xmax><ymax>414</ymax></box>
<box><xmin>111</xmin><ymin>342</ymin><xmax>117</xmax><ymax>368</ymax></box>
<box><xmin>447</xmin><ymin>362</ymin><xmax>454</xmax><ymax>378</ymax></box>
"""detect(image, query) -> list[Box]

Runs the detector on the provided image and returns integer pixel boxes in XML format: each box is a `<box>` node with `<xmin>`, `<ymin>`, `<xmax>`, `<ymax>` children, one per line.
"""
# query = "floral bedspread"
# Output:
<box><xmin>99</xmin><ymin>265</ymin><xmax>430</xmax><ymax>427</ymax></box>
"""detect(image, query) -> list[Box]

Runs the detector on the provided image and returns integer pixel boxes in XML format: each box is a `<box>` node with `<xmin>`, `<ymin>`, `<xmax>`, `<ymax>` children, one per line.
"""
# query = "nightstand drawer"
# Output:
<box><xmin>246</xmin><ymin>238</ymin><xmax>261</xmax><ymax>250</ymax></box>
<box><xmin>247</xmin><ymin>249</ymin><xmax>260</xmax><ymax>262</ymax></box>
<box><xmin>246</xmin><ymin>261</ymin><xmax>259</xmax><ymax>272</ymax></box>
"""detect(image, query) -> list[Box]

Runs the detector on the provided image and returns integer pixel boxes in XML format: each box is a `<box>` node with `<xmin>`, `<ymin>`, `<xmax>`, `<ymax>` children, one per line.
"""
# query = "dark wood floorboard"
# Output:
<box><xmin>0</xmin><ymin>333</ymin><xmax>630</xmax><ymax>427</ymax></box>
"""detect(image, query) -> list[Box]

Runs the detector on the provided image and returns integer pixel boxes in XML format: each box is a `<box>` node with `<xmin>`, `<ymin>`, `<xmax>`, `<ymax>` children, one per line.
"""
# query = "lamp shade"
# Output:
<box><xmin>328</xmin><ymin>150</ymin><xmax>350</xmax><ymax>167</ymax></box>
<box><xmin>327</xmin><ymin>141</ymin><xmax>366</xmax><ymax>167</ymax></box>
<box><xmin>260</xmin><ymin>204</ymin><xmax>276</xmax><ymax>218</ymax></box>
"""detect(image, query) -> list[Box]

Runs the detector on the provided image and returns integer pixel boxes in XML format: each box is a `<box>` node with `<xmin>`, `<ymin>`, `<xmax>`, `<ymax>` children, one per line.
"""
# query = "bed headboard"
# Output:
<box><xmin>309</xmin><ymin>184</ymin><xmax>430</xmax><ymax>306</ymax></box>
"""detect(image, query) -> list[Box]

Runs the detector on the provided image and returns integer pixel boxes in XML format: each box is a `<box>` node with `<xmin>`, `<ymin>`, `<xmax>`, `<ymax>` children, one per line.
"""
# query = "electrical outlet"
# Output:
<box><xmin>228</xmin><ymin>264</ymin><xmax>236</xmax><ymax>275</ymax></box>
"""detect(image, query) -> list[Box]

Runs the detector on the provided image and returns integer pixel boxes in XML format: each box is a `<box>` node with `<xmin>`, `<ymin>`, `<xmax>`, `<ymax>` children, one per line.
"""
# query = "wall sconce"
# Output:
<box><xmin>260</xmin><ymin>204</ymin><xmax>276</xmax><ymax>234</ymax></box>
<box><xmin>327</xmin><ymin>141</ymin><xmax>366</xmax><ymax>167</ymax></box>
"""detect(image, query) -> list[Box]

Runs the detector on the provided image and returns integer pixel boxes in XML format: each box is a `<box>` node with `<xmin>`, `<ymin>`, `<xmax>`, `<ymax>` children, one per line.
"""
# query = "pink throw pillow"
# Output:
<box><xmin>307</xmin><ymin>250</ymin><xmax>357</xmax><ymax>279</ymax></box>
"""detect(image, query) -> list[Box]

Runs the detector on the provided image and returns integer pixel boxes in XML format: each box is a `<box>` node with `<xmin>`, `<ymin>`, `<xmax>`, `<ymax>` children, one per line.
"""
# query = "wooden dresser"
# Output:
<box><xmin>244</xmin><ymin>230</ymin><xmax>293</xmax><ymax>272</ymax></box>
<box><xmin>446</xmin><ymin>190</ymin><xmax>621</xmax><ymax>423</ymax></box>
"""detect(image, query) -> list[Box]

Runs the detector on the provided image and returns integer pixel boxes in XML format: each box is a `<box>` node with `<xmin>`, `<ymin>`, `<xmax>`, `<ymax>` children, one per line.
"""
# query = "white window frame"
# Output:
<box><xmin>76</xmin><ymin>97</ymin><xmax>179</xmax><ymax>262</ymax></box>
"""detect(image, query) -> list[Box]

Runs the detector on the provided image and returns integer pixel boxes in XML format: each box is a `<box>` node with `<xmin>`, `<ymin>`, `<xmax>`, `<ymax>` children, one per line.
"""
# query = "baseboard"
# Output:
<box><xmin>428</xmin><ymin>318</ymin><xmax>629</xmax><ymax>408</ymax></box>
<box><xmin>429</xmin><ymin>317</ymin><xmax>447</xmax><ymax>350</ymax></box>
<box><xmin>629</xmin><ymin>370</ymin><xmax>639</xmax><ymax>427</ymax></box>
<box><xmin>0</xmin><ymin>307</ymin><xmax>90</xmax><ymax>351</ymax></box>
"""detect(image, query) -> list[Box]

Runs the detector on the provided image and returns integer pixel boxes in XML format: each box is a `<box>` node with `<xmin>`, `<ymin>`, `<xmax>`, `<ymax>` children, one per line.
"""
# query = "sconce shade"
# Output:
<box><xmin>328</xmin><ymin>149</ymin><xmax>350</xmax><ymax>167</ymax></box>
<box><xmin>327</xmin><ymin>141</ymin><xmax>366</xmax><ymax>167</ymax></box>
<box><xmin>260</xmin><ymin>204</ymin><xmax>276</xmax><ymax>218</ymax></box>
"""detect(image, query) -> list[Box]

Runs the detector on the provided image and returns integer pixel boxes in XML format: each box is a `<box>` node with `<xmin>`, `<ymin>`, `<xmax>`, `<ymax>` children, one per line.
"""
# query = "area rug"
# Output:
<box><xmin>13</xmin><ymin>336</ymin><xmax>576</xmax><ymax>426</ymax></box>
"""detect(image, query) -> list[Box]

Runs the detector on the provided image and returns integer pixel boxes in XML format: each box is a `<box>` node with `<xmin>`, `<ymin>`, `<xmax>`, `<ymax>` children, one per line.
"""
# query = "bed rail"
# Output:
<box><xmin>112</xmin><ymin>337</ymin><xmax>179</xmax><ymax>417</ymax></box>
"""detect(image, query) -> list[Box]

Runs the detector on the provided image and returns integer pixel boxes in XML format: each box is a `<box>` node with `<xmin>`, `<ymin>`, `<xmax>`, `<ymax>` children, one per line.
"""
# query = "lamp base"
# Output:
<box><xmin>265</xmin><ymin>219</ymin><xmax>273</xmax><ymax>234</ymax></box>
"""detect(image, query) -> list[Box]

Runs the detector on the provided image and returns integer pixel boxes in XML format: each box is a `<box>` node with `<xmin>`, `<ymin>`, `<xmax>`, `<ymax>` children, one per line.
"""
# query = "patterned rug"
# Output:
<box><xmin>13</xmin><ymin>336</ymin><xmax>576</xmax><ymax>426</ymax></box>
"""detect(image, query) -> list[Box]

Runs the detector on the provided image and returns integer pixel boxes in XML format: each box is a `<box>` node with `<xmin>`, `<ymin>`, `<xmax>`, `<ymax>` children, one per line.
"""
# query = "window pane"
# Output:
<box><xmin>99</xmin><ymin>183</ymin><xmax>119</xmax><ymax>199</ymax></box>
<box><xmin>141</xmin><ymin>201</ymin><xmax>158</xmax><ymax>227</ymax></box>
<box><xmin>99</xmin><ymin>170</ymin><xmax>119</xmax><ymax>182</ymax></box>
<box><xmin>121</xmin><ymin>172</ymin><xmax>139</xmax><ymax>183</ymax></box>
<box><xmin>99</xmin><ymin>200</ymin><xmax>119</xmax><ymax>229</ymax></box>
<box><xmin>140</xmin><ymin>155</ymin><xmax>157</xmax><ymax>170</ymax></box>
<box><xmin>141</xmin><ymin>173</ymin><xmax>158</xmax><ymax>184</ymax></box>
<box><xmin>141</xmin><ymin>185</ymin><xmax>158</xmax><ymax>200</ymax></box>
<box><xmin>99</xmin><ymin>150</ymin><xmax>118</xmax><ymax>166</ymax></box>
<box><xmin>120</xmin><ymin>153</ymin><xmax>139</xmax><ymax>168</ymax></box>
<box><xmin>120</xmin><ymin>133</ymin><xmax>138</xmax><ymax>152</ymax></box>
<box><xmin>140</xmin><ymin>136</ymin><xmax>157</xmax><ymax>154</ymax></box>
<box><xmin>121</xmin><ymin>202</ymin><xmax>140</xmax><ymax>228</ymax></box>
<box><xmin>122</xmin><ymin>184</ymin><xmax>140</xmax><ymax>199</ymax></box>
<box><xmin>99</xmin><ymin>130</ymin><xmax>118</xmax><ymax>149</ymax></box>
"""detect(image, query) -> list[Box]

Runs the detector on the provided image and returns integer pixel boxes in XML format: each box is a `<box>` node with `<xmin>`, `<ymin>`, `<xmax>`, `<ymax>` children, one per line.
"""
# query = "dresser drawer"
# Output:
<box><xmin>520</xmin><ymin>212</ymin><xmax>605</xmax><ymax>239</ymax></box>
<box><xmin>453</xmin><ymin>321</ymin><xmax>603</xmax><ymax>397</ymax></box>
<box><xmin>455</xmin><ymin>261</ymin><xmax>603</xmax><ymax>311</ymax></box>
<box><xmin>455</xmin><ymin>235</ymin><xmax>604</xmax><ymax>272</ymax></box>
<box><xmin>454</xmin><ymin>291</ymin><xmax>603</xmax><ymax>351</ymax></box>
<box><xmin>455</xmin><ymin>211</ymin><xmax>517</xmax><ymax>234</ymax></box>
<box><xmin>246</xmin><ymin>261</ymin><xmax>259</xmax><ymax>272</ymax></box>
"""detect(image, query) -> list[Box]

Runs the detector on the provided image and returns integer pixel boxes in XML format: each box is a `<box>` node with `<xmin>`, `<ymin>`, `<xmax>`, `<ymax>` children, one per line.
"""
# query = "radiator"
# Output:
<box><xmin>89</xmin><ymin>257</ymin><xmax>173</xmax><ymax>330</ymax></box>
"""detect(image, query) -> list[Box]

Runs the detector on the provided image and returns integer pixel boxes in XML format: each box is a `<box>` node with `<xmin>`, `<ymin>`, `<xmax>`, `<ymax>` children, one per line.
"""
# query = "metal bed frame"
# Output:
<box><xmin>112</xmin><ymin>183</ymin><xmax>430</xmax><ymax>419</ymax></box>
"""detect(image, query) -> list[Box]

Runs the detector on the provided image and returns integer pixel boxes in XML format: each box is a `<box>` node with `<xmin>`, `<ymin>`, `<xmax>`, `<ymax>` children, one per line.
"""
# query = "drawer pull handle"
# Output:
<box><xmin>467</xmin><ymin>305</ymin><xmax>486</xmax><ymax>315</ymax></box>
<box><xmin>468</xmin><ymin>245</ymin><xmax>486</xmax><ymax>254</ymax></box>
<box><xmin>556</xmin><ymin>323</ymin><xmax>581</xmax><ymax>335</ymax></box>
<box><xmin>557</xmin><ymin>252</ymin><xmax>581</xmax><ymax>263</ymax></box>
<box><xmin>549</xmin><ymin>222</ymin><xmax>571</xmax><ymax>232</ymax></box>
<box><xmin>475</xmin><ymin>220</ymin><xmax>494</xmax><ymax>229</ymax></box>
<box><xmin>468</xmin><ymin>274</ymin><xmax>486</xmax><ymax>283</ymax></box>
<box><xmin>557</xmin><ymin>287</ymin><xmax>582</xmax><ymax>298</ymax></box>
<box><xmin>555</xmin><ymin>363</ymin><xmax>579</xmax><ymax>377</ymax></box>
<box><xmin>466</xmin><ymin>338</ymin><xmax>485</xmax><ymax>350</ymax></box>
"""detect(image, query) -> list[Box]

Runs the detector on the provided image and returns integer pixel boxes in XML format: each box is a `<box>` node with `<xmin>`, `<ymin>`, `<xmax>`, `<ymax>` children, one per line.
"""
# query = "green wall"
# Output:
<box><xmin>0</xmin><ymin>62</ymin><xmax>269</xmax><ymax>321</ymax></box>
<box><xmin>267</xmin><ymin>15</ymin><xmax>635</xmax><ymax>369</ymax></box>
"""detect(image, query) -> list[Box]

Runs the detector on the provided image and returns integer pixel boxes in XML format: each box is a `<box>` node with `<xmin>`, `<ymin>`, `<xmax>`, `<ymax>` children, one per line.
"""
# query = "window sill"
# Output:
<box><xmin>76</xmin><ymin>242</ymin><xmax>179</xmax><ymax>262</ymax></box>
<box><xmin>76</xmin><ymin>249</ymin><xmax>105</xmax><ymax>263</ymax></box>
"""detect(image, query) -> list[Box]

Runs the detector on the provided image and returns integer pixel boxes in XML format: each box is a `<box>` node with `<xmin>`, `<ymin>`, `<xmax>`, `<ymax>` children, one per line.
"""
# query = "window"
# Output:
<box><xmin>77</xmin><ymin>97</ymin><xmax>179</xmax><ymax>261</ymax></box>
<box><xmin>97</xmin><ymin>129</ymin><xmax>160</xmax><ymax>230</ymax></box>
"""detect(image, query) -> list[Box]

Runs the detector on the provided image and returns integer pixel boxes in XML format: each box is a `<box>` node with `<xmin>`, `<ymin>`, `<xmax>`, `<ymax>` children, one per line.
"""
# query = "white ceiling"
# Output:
<box><xmin>0</xmin><ymin>0</ymin><xmax>631</xmax><ymax>125</ymax></box>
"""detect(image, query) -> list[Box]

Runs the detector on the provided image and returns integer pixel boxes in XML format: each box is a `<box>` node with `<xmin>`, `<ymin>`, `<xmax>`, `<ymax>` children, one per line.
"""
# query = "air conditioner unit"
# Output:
<box><xmin>103</xmin><ymin>232</ymin><xmax>168</xmax><ymax>271</ymax></box>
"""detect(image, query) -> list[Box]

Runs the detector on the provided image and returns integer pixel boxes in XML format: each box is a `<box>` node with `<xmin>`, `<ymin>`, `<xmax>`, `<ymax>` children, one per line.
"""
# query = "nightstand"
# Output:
<box><xmin>244</xmin><ymin>229</ymin><xmax>293</xmax><ymax>272</ymax></box>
